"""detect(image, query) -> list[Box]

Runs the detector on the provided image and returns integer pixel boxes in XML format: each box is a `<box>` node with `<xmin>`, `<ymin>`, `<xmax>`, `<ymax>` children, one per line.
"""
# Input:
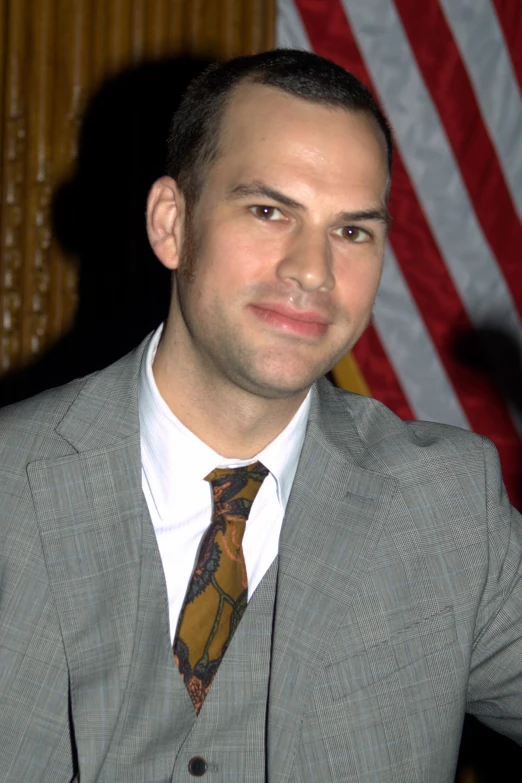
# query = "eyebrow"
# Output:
<box><xmin>338</xmin><ymin>208</ymin><xmax>391</xmax><ymax>228</ymax></box>
<box><xmin>228</xmin><ymin>182</ymin><xmax>303</xmax><ymax>211</ymax></box>
<box><xmin>227</xmin><ymin>180</ymin><xmax>391</xmax><ymax>228</ymax></box>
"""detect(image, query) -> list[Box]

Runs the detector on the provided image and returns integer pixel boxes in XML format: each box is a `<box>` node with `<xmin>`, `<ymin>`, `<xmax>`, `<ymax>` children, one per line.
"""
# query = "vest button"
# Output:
<box><xmin>188</xmin><ymin>756</ymin><xmax>208</xmax><ymax>776</ymax></box>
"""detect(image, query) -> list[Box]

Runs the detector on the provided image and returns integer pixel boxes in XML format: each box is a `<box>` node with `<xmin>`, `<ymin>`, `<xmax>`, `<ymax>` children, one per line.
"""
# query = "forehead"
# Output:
<box><xmin>209</xmin><ymin>83</ymin><xmax>389</xmax><ymax>201</ymax></box>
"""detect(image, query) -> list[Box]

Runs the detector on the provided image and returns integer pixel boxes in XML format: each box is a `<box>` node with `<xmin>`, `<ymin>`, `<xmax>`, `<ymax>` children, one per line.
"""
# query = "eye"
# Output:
<box><xmin>335</xmin><ymin>225</ymin><xmax>372</xmax><ymax>243</ymax></box>
<box><xmin>250</xmin><ymin>205</ymin><xmax>285</xmax><ymax>221</ymax></box>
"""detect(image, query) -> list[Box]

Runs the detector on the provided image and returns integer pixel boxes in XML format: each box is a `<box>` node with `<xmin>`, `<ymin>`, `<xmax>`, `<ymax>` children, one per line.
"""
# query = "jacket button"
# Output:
<box><xmin>188</xmin><ymin>756</ymin><xmax>208</xmax><ymax>776</ymax></box>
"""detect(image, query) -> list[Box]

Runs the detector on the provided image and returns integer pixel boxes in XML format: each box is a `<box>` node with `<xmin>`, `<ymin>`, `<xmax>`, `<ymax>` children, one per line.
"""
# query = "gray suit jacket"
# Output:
<box><xmin>1</xmin><ymin>338</ymin><xmax>522</xmax><ymax>782</ymax></box>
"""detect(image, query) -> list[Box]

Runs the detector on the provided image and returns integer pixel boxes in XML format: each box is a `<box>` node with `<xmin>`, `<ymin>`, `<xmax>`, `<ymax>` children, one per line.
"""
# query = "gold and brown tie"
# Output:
<box><xmin>173</xmin><ymin>461</ymin><xmax>269</xmax><ymax>714</ymax></box>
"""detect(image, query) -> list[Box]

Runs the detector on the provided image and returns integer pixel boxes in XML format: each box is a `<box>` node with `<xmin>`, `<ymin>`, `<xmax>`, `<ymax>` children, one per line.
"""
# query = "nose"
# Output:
<box><xmin>276</xmin><ymin>227</ymin><xmax>335</xmax><ymax>292</ymax></box>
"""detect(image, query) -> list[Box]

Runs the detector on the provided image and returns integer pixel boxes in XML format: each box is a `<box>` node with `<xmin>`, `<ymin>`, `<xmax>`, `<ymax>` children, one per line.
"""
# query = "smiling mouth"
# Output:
<box><xmin>249</xmin><ymin>303</ymin><xmax>330</xmax><ymax>337</ymax></box>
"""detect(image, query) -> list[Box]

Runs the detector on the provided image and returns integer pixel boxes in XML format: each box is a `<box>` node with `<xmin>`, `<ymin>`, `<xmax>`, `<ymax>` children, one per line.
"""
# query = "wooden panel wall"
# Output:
<box><xmin>0</xmin><ymin>0</ymin><xmax>275</xmax><ymax>379</ymax></box>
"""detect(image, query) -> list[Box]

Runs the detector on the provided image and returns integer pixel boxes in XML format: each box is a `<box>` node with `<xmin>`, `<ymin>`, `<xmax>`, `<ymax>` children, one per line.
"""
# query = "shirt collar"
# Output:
<box><xmin>139</xmin><ymin>325</ymin><xmax>310</xmax><ymax>511</ymax></box>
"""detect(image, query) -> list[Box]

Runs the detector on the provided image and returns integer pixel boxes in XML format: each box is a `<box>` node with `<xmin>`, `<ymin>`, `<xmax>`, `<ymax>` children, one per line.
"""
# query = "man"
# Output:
<box><xmin>0</xmin><ymin>49</ymin><xmax>521</xmax><ymax>782</ymax></box>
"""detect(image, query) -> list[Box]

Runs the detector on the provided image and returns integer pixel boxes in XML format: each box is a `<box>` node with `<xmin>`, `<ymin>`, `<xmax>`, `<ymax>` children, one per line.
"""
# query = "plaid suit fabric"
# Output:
<box><xmin>1</xmin><ymin>337</ymin><xmax>522</xmax><ymax>782</ymax></box>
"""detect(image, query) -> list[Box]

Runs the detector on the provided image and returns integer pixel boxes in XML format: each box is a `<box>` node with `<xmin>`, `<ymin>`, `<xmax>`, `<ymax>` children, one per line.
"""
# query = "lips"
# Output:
<box><xmin>249</xmin><ymin>303</ymin><xmax>330</xmax><ymax>337</ymax></box>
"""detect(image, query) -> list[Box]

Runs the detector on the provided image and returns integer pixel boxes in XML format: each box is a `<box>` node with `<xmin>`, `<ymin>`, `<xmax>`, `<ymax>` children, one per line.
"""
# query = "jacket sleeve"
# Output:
<box><xmin>467</xmin><ymin>437</ymin><xmax>522</xmax><ymax>744</ymax></box>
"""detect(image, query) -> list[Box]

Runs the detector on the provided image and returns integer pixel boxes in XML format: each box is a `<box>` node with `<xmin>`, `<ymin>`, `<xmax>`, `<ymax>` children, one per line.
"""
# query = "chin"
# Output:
<box><xmin>224</xmin><ymin>344</ymin><xmax>340</xmax><ymax>399</ymax></box>
<box><xmin>238</xmin><ymin>364</ymin><xmax>327</xmax><ymax>400</ymax></box>
<box><xmin>254</xmin><ymin>384</ymin><xmax>312</xmax><ymax>401</ymax></box>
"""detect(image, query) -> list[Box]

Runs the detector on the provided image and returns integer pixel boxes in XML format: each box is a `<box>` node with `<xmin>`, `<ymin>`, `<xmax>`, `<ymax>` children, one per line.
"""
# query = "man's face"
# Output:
<box><xmin>169</xmin><ymin>84</ymin><xmax>389</xmax><ymax>401</ymax></box>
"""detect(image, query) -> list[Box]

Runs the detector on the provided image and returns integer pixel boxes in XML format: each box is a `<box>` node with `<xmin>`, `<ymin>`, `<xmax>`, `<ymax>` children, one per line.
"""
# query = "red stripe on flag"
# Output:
<box><xmin>492</xmin><ymin>0</ymin><xmax>522</xmax><ymax>95</ymax></box>
<box><xmin>395</xmin><ymin>0</ymin><xmax>522</xmax><ymax>319</ymax></box>
<box><xmin>294</xmin><ymin>0</ymin><xmax>522</xmax><ymax>507</ymax></box>
<box><xmin>353</xmin><ymin>325</ymin><xmax>415</xmax><ymax>420</ymax></box>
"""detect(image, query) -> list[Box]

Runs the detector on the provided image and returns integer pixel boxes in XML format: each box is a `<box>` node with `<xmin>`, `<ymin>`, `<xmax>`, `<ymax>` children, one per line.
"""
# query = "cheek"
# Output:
<box><xmin>203</xmin><ymin>229</ymin><xmax>276</xmax><ymax>288</ymax></box>
<box><xmin>336</xmin><ymin>260</ymin><xmax>382</xmax><ymax>315</ymax></box>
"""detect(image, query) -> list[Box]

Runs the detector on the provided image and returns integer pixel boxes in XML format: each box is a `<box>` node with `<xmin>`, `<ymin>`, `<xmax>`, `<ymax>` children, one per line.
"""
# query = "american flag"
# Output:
<box><xmin>277</xmin><ymin>0</ymin><xmax>522</xmax><ymax>509</ymax></box>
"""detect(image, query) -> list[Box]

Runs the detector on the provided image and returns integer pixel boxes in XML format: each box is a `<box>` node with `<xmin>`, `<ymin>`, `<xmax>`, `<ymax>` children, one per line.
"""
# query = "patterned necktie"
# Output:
<box><xmin>173</xmin><ymin>461</ymin><xmax>269</xmax><ymax>714</ymax></box>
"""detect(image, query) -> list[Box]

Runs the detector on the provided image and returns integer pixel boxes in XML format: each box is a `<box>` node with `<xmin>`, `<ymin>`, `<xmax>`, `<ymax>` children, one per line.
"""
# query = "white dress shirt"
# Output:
<box><xmin>139</xmin><ymin>327</ymin><xmax>311</xmax><ymax>641</ymax></box>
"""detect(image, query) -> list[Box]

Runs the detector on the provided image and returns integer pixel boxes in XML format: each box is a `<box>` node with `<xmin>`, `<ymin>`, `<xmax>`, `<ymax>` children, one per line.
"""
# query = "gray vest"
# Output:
<box><xmin>94</xmin><ymin>513</ymin><xmax>279</xmax><ymax>782</ymax></box>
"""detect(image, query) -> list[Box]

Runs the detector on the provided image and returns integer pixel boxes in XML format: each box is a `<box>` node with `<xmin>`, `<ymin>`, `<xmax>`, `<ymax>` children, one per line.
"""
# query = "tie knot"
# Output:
<box><xmin>205</xmin><ymin>461</ymin><xmax>269</xmax><ymax>515</ymax></box>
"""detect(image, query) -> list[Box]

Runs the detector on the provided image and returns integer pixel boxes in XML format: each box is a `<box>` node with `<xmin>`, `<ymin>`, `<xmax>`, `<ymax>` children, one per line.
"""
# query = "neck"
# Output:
<box><xmin>152</xmin><ymin>330</ymin><xmax>308</xmax><ymax>459</ymax></box>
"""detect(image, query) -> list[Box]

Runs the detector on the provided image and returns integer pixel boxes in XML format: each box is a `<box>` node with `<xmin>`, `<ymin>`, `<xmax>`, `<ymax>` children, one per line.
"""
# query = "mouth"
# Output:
<box><xmin>249</xmin><ymin>303</ymin><xmax>330</xmax><ymax>337</ymax></box>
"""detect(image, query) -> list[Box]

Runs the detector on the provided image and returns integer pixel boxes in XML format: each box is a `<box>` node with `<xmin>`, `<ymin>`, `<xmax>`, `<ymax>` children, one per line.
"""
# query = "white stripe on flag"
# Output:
<box><xmin>440</xmin><ymin>0</ymin><xmax>522</xmax><ymax>220</ymax></box>
<box><xmin>375</xmin><ymin>243</ymin><xmax>470</xmax><ymax>427</ymax></box>
<box><xmin>342</xmin><ymin>0</ymin><xmax>522</xmax><ymax>340</ymax></box>
<box><xmin>276</xmin><ymin>0</ymin><xmax>312</xmax><ymax>50</ymax></box>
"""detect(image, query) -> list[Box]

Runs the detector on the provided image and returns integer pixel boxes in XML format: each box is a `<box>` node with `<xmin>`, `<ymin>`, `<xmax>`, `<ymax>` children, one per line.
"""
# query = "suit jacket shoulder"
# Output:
<box><xmin>311</xmin><ymin>375</ymin><xmax>488</xmax><ymax>478</ymax></box>
<box><xmin>0</xmin><ymin>338</ymin><xmax>147</xmax><ymax>459</ymax></box>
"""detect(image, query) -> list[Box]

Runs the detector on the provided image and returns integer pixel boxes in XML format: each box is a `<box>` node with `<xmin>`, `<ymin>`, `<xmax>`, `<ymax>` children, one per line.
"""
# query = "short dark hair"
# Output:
<box><xmin>167</xmin><ymin>49</ymin><xmax>393</xmax><ymax>209</ymax></box>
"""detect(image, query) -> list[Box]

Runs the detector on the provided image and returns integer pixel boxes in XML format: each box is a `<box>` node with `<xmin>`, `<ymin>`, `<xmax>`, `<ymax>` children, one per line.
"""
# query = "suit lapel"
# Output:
<box><xmin>27</xmin><ymin>341</ymin><xmax>151</xmax><ymax>777</ymax></box>
<box><xmin>268</xmin><ymin>380</ymin><xmax>398</xmax><ymax>780</ymax></box>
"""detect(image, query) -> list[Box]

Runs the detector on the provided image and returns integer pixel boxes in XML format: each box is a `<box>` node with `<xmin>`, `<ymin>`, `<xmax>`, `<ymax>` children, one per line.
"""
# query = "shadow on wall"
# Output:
<box><xmin>452</xmin><ymin>326</ymin><xmax>522</xmax><ymax>417</ymax></box>
<box><xmin>0</xmin><ymin>56</ymin><xmax>211</xmax><ymax>407</ymax></box>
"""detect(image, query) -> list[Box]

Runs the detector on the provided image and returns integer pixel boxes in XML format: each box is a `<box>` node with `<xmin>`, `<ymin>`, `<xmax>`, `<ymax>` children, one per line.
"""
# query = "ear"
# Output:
<box><xmin>146</xmin><ymin>176</ymin><xmax>186</xmax><ymax>270</ymax></box>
